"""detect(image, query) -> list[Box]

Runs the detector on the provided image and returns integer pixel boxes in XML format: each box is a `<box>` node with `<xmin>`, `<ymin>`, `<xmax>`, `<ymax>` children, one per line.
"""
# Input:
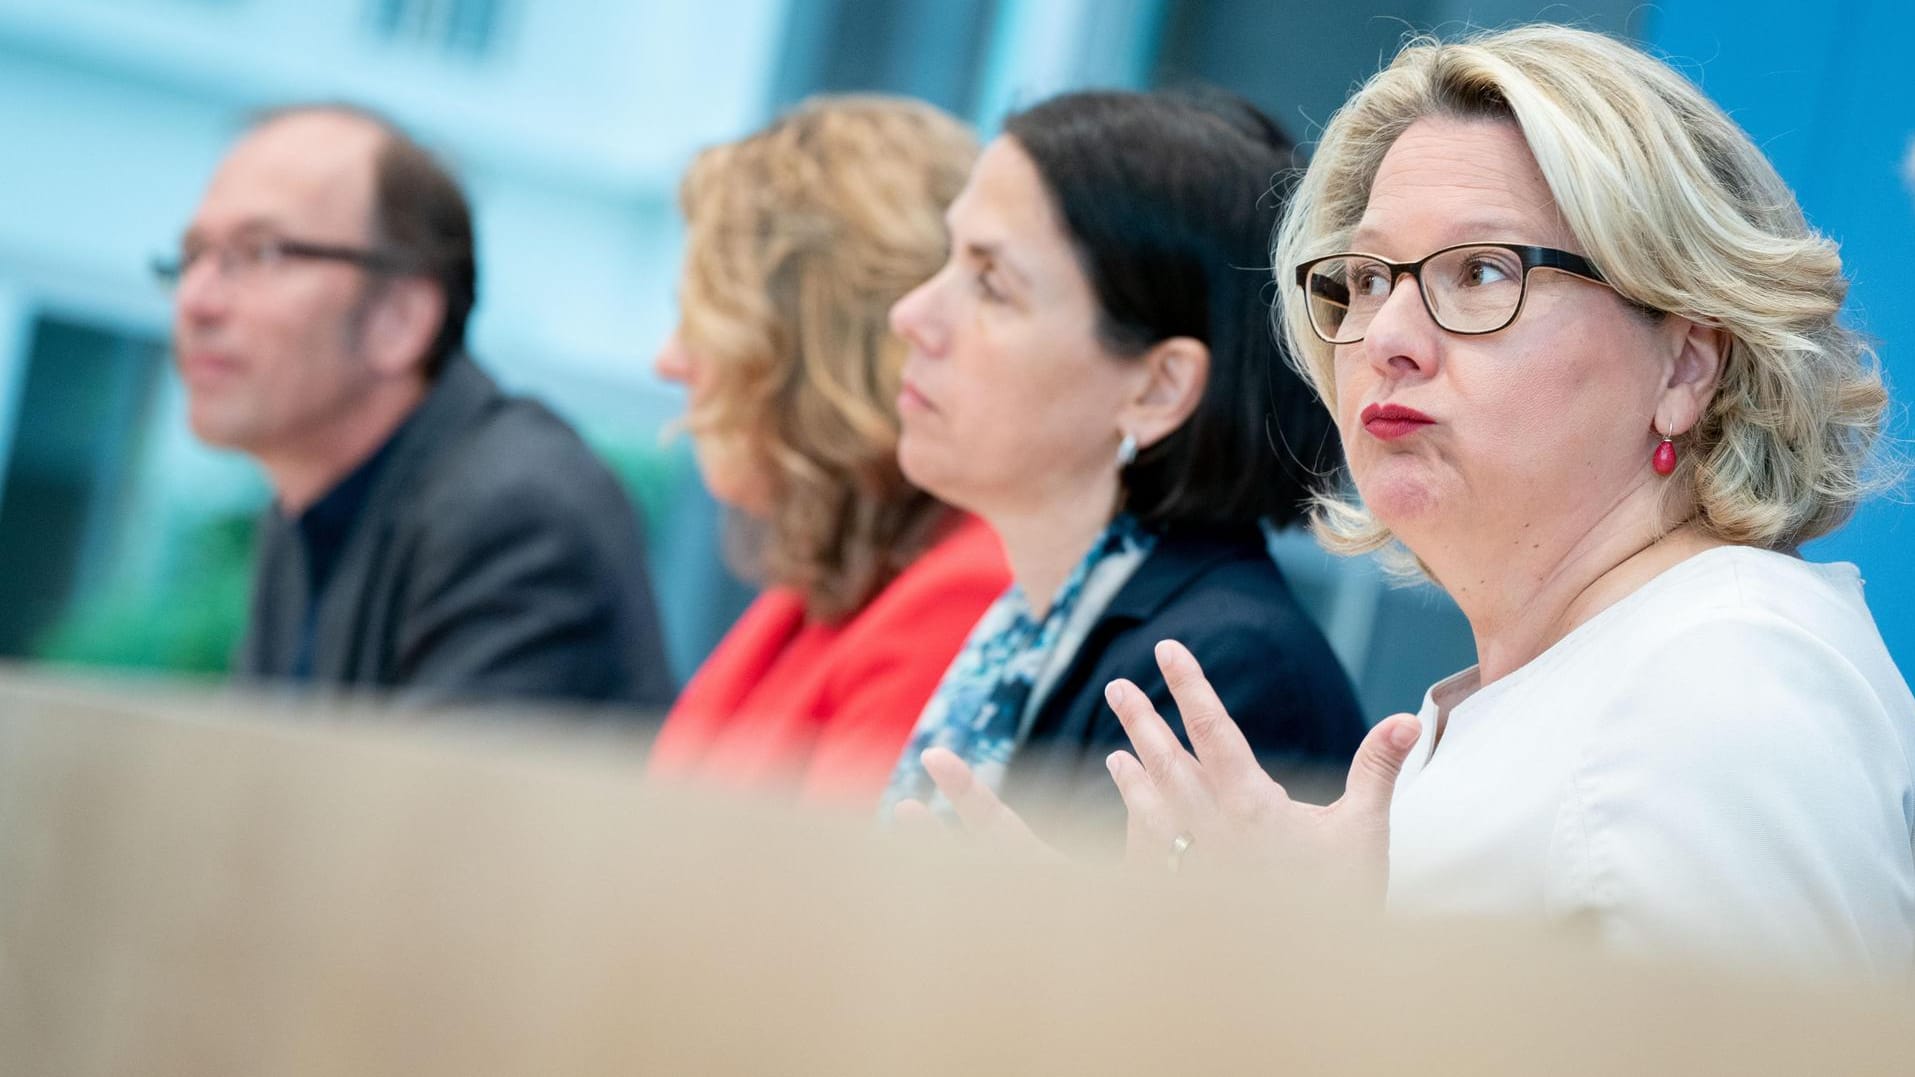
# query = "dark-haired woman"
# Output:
<box><xmin>878</xmin><ymin>91</ymin><xmax>1366</xmax><ymax>828</ymax></box>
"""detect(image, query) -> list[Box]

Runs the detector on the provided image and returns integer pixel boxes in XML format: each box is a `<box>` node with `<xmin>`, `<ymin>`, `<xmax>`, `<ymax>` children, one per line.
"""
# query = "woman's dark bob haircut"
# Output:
<box><xmin>1002</xmin><ymin>89</ymin><xmax>1337</xmax><ymax>532</ymax></box>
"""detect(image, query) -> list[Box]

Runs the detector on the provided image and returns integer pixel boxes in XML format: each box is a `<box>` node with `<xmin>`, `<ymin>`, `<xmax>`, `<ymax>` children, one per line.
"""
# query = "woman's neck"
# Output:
<box><xmin>1419</xmin><ymin>488</ymin><xmax>1724</xmax><ymax>686</ymax></box>
<box><xmin>984</xmin><ymin>478</ymin><xmax>1121</xmax><ymax>620</ymax></box>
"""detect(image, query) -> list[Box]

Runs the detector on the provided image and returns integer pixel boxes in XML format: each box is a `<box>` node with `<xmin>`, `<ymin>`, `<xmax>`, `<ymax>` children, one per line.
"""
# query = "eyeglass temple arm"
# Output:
<box><xmin>1526</xmin><ymin>246</ymin><xmax>1605</xmax><ymax>283</ymax></box>
<box><xmin>1295</xmin><ymin>264</ymin><xmax>1351</xmax><ymax>306</ymax></box>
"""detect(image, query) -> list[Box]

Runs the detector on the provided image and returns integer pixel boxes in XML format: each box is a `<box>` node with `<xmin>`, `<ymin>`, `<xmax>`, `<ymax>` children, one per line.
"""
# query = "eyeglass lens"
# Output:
<box><xmin>154</xmin><ymin>235</ymin><xmax>282</xmax><ymax>285</ymax></box>
<box><xmin>1304</xmin><ymin>245</ymin><xmax>1529</xmax><ymax>343</ymax></box>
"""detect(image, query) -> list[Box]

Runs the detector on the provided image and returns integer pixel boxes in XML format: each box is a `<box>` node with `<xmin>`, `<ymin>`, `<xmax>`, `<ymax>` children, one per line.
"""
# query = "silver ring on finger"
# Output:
<box><xmin>1167</xmin><ymin>831</ymin><xmax>1195</xmax><ymax>873</ymax></box>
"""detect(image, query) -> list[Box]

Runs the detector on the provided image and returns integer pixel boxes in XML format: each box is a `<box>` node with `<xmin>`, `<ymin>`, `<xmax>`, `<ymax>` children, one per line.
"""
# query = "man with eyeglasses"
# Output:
<box><xmin>166</xmin><ymin>104</ymin><xmax>672</xmax><ymax>710</ymax></box>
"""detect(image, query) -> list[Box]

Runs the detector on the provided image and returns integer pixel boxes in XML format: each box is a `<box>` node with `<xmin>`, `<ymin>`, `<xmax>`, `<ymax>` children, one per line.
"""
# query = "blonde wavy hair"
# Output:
<box><xmin>1272</xmin><ymin>24</ymin><xmax>1888</xmax><ymax>563</ymax></box>
<box><xmin>677</xmin><ymin>95</ymin><xmax>977</xmax><ymax>622</ymax></box>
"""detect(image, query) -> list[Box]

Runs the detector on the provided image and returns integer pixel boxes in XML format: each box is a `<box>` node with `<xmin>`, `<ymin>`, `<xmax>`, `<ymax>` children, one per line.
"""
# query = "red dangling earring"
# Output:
<box><xmin>1652</xmin><ymin>430</ymin><xmax>1677</xmax><ymax>476</ymax></box>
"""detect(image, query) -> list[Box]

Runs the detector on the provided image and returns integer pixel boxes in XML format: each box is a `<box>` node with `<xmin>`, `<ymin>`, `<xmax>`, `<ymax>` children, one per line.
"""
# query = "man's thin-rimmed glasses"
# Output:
<box><xmin>1293</xmin><ymin>242</ymin><xmax>1610</xmax><ymax>345</ymax></box>
<box><xmin>152</xmin><ymin>234</ymin><xmax>413</xmax><ymax>287</ymax></box>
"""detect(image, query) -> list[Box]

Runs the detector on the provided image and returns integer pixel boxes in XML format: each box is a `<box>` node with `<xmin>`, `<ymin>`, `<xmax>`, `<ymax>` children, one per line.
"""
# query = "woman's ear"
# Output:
<box><xmin>1120</xmin><ymin>336</ymin><xmax>1210</xmax><ymax>451</ymax></box>
<box><xmin>362</xmin><ymin>278</ymin><xmax>446</xmax><ymax>380</ymax></box>
<box><xmin>1657</xmin><ymin>316</ymin><xmax>1727</xmax><ymax>436</ymax></box>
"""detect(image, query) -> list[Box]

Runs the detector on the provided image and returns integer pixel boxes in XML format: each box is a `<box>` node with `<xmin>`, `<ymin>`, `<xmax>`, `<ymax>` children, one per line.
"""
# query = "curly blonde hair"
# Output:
<box><xmin>1272</xmin><ymin>24</ymin><xmax>1889</xmax><ymax>563</ymax></box>
<box><xmin>677</xmin><ymin>95</ymin><xmax>978</xmax><ymax>622</ymax></box>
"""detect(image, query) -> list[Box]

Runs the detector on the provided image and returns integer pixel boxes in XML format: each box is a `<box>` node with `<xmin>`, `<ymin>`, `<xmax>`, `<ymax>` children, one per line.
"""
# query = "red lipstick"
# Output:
<box><xmin>1361</xmin><ymin>402</ymin><xmax>1434</xmax><ymax>441</ymax></box>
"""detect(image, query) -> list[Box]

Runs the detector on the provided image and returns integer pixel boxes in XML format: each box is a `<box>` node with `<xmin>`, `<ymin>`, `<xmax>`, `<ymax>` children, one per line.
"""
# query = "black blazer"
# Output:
<box><xmin>1002</xmin><ymin>526</ymin><xmax>1366</xmax><ymax>835</ymax></box>
<box><xmin>236</xmin><ymin>355</ymin><xmax>673</xmax><ymax>710</ymax></box>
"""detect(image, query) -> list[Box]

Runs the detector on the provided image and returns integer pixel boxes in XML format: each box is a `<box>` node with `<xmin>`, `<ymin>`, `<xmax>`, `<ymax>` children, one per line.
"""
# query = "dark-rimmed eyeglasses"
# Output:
<box><xmin>1293</xmin><ymin>242</ymin><xmax>1611</xmax><ymax>344</ymax></box>
<box><xmin>152</xmin><ymin>234</ymin><xmax>415</xmax><ymax>287</ymax></box>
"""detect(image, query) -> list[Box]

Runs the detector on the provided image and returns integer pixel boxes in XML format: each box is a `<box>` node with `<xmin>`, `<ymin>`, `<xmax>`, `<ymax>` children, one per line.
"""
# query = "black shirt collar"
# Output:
<box><xmin>288</xmin><ymin>415</ymin><xmax>412</xmax><ymax>596</ymax></box>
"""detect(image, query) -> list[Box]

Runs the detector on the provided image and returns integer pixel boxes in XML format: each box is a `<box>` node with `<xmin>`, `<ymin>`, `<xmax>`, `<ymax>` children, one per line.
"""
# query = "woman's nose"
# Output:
<box><xmin>653</xmin><ymin>330</ymin><xmax>693</xmax><ymax>385</ymax></box>
<box><xmin>889</xmin><ymin>273</ymin><xmax>944</xmax><ymax>357</ymax></box>
<box><xmin>1360</xmin><ymin>276</ymin><xmax>1440</xmax><ymax>379</ymax></box>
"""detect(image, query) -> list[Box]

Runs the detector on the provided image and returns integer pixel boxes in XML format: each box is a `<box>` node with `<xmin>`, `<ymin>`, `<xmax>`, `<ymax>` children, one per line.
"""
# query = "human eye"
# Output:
<box><xmin>973</xmin><ymin>265</ymin><xmax>1006</xmax><ymax>303</ymax></box>
<box><xmin>174</xmin><ymin>238</ymin><xmax>210</xmax><ymax>273</ymax></box>
<box><xmin>232</xmin><ymin>232</ymin><xmax>285</xmax><ymax>271</ymax></box>
<box><xmin>1455</xmin><ymin>249</ymin><xmax>1520</xmax><ymax>288</ymax></box>
<box><xmin>1347</xmin><ymin>260</ymin><xmax>1392</xmax><ymax>298</ymax></box>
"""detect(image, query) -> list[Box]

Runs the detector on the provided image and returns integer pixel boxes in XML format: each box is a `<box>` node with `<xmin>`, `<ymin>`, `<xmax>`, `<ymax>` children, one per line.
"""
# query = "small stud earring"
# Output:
<box><xmin>1116</xmin><ymin>431</ymin><xmax>1138</xmax><ymax>468</ymax></box>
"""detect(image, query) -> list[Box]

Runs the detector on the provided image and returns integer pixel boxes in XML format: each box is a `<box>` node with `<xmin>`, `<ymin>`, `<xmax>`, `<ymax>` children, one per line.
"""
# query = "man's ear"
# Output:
<box><xmin>361</xmin><ymin>277</ymin><xmax>445</xmax><ymax>380</ymax></box>
<box><xmin>1656</xmin><ymin>315</ymin><xmax>1727</xmax><ymax>436</ymax></box>
<box><xmin>1118</xmin><ymin>336</ymin><xmax>1210</xmax><ymax>452</ymax></box>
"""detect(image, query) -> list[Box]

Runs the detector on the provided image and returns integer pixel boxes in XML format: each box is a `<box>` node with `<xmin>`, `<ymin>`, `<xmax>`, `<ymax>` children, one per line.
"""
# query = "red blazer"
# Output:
<box><xmin>647</xmin><ymin>515</ymin><xmax>1008</xmax><ymax>808</ymax></box>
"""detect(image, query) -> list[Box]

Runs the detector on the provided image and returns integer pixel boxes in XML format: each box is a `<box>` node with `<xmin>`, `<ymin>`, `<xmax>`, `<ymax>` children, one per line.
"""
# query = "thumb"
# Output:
<box><xmin>1338</xmin><ymin>714</ymin><xmax>1420</xmax><ymax>819</ymax></box>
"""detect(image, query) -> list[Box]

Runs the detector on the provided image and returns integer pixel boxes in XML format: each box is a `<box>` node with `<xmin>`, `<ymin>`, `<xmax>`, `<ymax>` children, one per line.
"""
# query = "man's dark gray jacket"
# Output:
<box><xmin>236</xmin><ymin>355</ymin><xmax>674</xmax><ymax>710</ymax></box>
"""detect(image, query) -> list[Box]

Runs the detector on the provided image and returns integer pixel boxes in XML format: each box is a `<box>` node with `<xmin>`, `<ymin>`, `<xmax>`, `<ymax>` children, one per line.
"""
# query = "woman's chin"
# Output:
<box><xmin>897</xmin><ymin>437</ymin><xmax>956</xmax><ymax>504</ymax></box>
<box><xmin>694</xmin><ymin>446</ymin><xmax>770</xmax><ymax>515</ymax></box>
<box><xmin>1355</xmin><ymin>468</ymin><xmax>1444</xmax><ymax>532</ymax></box>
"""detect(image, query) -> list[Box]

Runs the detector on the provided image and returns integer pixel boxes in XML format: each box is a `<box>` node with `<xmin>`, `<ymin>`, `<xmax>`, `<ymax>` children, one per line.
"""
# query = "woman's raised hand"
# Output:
<box><xmin>895</xmin><ymin>748</ymin><xmax>1059</xmax><ymax>859</ymax></box>
<box><xmin>1103</xmin><ymin>639</ymin><xmax>1420</xmax><ymax>902</ymax></box>
<box><xmin>902</xmin><ymin>640</ymin><xmax>1419</xmax><ymax>896</ymax></box>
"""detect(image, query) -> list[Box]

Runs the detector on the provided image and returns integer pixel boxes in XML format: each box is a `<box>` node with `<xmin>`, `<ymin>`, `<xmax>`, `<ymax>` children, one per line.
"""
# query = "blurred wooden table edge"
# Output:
<box><xmin>0</xmin><ymin>669</ymin><xmax>1908</xmax><ymax>1076</ymax></box>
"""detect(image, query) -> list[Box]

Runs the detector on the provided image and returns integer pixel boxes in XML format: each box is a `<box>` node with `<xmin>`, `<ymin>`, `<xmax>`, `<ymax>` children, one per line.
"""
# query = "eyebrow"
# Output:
<box><xmin>1347</xmin><ymin>217</ymin><xmax>1547</xmax><ymax>254</ymax></box>
<box><xmin>958</xmin><ymin>237</ymin><xmax>1032</xmax><ymax>290</ymax></box>
<box><xmin>181</xmin><ymin>215</ymin><xmax>286</xmax><ymax>245</ymax></box>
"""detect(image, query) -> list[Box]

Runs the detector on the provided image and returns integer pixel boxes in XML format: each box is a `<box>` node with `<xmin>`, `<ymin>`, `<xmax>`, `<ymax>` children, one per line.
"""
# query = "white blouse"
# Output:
<box><xmin>1388</xmin><ymin>546</ymin><xmax>1915</xmax><ymax>979</ymax></box>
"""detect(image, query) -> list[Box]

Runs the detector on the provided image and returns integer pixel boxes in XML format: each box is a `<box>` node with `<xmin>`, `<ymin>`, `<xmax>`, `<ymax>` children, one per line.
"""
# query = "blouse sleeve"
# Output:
<box><xmin>1548</xmin><ymin>611</ymin><xmax>1915</xmax><ymax>978</ymax></box>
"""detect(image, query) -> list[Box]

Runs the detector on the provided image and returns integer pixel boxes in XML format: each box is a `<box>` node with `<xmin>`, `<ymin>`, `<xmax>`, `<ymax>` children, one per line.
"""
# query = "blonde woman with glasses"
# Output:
<box><xmin>917</xmin><ymin>26</ymin><xmax>1914</xmax><ymax>979</ymax></box>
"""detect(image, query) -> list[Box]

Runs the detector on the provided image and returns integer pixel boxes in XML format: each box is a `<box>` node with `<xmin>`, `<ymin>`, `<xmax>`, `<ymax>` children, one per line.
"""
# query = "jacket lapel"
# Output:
<box><xmin>308</xmin><ymin>355</ymin><xmax>502</xmax><ymax>682</ymax></box>
<box><xmin>1023</xmin><ymin>527</ymin><xmax>1256</xmax><ymax>745</ymax></box>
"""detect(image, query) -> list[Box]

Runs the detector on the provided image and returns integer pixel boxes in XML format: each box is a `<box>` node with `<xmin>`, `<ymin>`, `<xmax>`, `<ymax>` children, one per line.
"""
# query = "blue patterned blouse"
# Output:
<box><xmin>878</xmin><ymin>513</ymin><xmax>1158</xmax><ymax>818</ymax></box>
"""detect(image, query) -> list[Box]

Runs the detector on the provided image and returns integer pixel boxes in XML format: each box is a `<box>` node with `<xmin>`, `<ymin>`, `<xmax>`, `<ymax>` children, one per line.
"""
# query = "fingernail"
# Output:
<box><xmin>1388</xmin><ymin>719</ymin><xmax>1419</xmax><ymax>750</ymax></box>
<box><xmin>1155</xmin><ymin>639</ymin><xmax>1188</xmax><ymax>667</ymax></box>
<box><xmin>1104</xmin><ymin>681</ymin><xmax>1126</xmax><ymax>707</ymax></box>
<box><xmin>1105</xmin><ymin>753</ymin><xmax>1122</xmax><ymax>778</ymax></box>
